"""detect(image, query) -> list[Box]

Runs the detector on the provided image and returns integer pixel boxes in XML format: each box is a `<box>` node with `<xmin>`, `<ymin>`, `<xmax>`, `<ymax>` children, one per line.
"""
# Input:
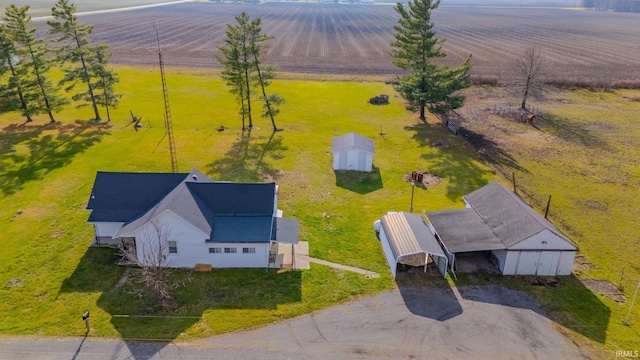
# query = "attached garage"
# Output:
<box><xmin>378</xmin><ymin>212</ymin><xmax>448</xmax><ymax>278</ymax></box>
<box><xmin>332</xmin><ymin>132</ymin><xmax>375</xmax><ymax>172</ymax></box>
<box><xmin>425</xmin><ymin>181</ymin><xmax>577</xmax><ymax>276</ymax></box>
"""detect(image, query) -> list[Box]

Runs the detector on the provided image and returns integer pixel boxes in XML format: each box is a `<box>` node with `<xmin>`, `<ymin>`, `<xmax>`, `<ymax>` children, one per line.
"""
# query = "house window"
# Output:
<box><xmin>224</xmin><ymin>247</ymin><xmax>237</xmax><ymax>254</ymax></box>
<box><xmin>168</xmin><ymin>241</ymin><xmax>177</xmax><ymax>254</ymax></box>
<box><xmin>209</xmin><ymin>247</ymin><xmax>222</xmax><ymax>254</ymax></box>
<box><xmin>243</xmin><ymin>247</ymin><xmax>256</xmax><ymax>254</ymax></box>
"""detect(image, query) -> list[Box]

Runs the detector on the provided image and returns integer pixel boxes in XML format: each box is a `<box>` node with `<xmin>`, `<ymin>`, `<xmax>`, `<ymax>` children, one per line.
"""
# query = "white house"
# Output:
<box><xmin>331</xmin><ymin>132</ymin><xmax>375</xmax><ymax>172</ymax></box>
<box><xmin>424</xmin><ymin>181</ymin><xmax>577</xmax><ymax>276</ymax></box>
<box><xmin>86</xmin><ymin>169</ymin><xmax>299</xmax><ymax>269</ymax></box>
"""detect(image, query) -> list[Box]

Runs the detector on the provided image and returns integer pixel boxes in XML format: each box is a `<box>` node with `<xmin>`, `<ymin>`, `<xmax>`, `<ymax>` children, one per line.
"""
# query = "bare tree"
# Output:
<box><xmin>118</xmin><ymin>220</ymin><xmax>186</xmax><ymax>311</ymax></box>
<box><xmin>512</xmin><ymin>46</ymin><xmax>547</xmax><ymax>110</ymax></box>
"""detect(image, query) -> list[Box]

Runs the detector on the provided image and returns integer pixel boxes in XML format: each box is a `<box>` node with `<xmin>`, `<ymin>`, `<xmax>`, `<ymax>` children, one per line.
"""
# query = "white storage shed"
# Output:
<box><xmin>332</xmin><ymin>132</ymin><xmax>375</xmax><ymax>172</ymax></box>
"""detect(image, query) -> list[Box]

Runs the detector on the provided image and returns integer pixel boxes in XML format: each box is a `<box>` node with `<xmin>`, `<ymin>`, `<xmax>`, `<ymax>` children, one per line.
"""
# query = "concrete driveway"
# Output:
<box><xmin>0</xmin><ymin>285</ymin><xmax>592</xmax><ymax>360</ymax></box>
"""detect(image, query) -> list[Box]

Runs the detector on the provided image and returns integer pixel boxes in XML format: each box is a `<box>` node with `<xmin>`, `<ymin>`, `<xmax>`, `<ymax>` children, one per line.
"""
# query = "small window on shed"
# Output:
<box><xmin>209</xmin><ymin>247</ymin><xmax>222</xmax><ymax>254</ymax></box>
<box><xmin>168</xmin><ymin>241</ymin><xmax>178</xmax><ymax>254</ymax></box>
<box><xmin>224</xmin><ymin>247</ymin><xmax>237</xmax><ymax>254</ymax></box>
<box><xmin>243</xmin><ymin>247</ymin><xmax>256</xmax><ymax>254</ymax></box>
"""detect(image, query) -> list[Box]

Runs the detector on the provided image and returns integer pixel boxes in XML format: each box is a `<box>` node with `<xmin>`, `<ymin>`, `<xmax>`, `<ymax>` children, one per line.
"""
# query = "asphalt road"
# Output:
<box><xmin>0</xmin><ymin>285</ymin><xmax>592</xmax><ymax>360</ymax></box>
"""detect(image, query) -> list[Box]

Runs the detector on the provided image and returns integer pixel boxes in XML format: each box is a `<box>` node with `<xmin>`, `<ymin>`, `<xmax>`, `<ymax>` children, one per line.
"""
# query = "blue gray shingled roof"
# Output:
<box><xmin>331</xmin><ymin>132</ymin><xmax>375</xmax><ymax>153</ymax></box>
<box><xmin>88</xmin><ymin>169</ymin><xmax>282</xmax><ymax>243</ymax></box>
<box><xmin>87</xmin><ymin>171</ymin><xmax>189</xmax><ymax>222</ymax></box>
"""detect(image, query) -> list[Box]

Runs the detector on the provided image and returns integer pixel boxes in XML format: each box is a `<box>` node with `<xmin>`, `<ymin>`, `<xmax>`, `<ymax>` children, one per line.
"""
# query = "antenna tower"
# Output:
<box><xmin>155</xmin><ymin>24</ymin><xmax>178</xmax><ymax>172</ymax></box>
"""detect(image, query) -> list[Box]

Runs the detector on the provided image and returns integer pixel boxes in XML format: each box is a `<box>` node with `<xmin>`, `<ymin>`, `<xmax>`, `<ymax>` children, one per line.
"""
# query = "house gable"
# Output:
<box><xmin>508</xmin><ymin>229</ymin><xmax>577</xmax><ymax>251</ymax></box>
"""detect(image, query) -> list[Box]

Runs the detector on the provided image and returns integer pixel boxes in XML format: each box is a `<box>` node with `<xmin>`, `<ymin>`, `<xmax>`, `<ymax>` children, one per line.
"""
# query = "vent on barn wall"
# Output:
<box><xmin>155</xmin><ymin>23</ymin><xmax>178</xmax><ymax>173</ymax></box>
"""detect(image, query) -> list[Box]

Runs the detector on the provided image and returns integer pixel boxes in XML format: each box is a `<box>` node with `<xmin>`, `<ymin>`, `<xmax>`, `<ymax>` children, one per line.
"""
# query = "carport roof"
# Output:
<box><xmin>425</xmin><ymin>209</ymin><xmax>505</xmax><ymax>253</ymax></box>
<box><xmin>380</xmin><ymin>212</ymin><xmax>446</xmax><ymax>260</ymax></box>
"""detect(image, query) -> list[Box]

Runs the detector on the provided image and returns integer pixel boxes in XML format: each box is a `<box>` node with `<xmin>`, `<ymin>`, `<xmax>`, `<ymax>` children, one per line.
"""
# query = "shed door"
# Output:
<box><xmin>515</xmin><ymin>251</ymin><xmax>541</xmax><ymax>275</ymax></box>
<box><xmin>537</xmin><ymin>251</ymin><xmax>561</xmax><ymax>276</ymax></box>
<box><xmin>358</xmin><ymin>152</ymin><xmax>367</xmax><ymax>171</ymax></box>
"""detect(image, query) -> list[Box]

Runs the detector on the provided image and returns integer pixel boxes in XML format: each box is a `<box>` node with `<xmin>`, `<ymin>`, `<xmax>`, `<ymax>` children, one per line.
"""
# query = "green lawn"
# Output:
<box><xmin>2</xmin><ymin>66</ymin><xmax>637</xmax><ymax>355</ymax></box>
<box><xmin>0</xmin><ymin>66</ymin><xmax>491</xmax><ymax>339</ymax></box>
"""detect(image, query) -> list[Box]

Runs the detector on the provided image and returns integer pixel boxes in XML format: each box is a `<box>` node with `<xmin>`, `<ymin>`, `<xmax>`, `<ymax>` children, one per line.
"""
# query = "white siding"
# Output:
<box><xmin>501</xmin><ymin>251</ymin><xmax>520</xmax><ymax>275</ymax></box>
<box><xmin>515</xmin><ymin>251</ymin><xmax>541</xmax><ymax>275</ymax></box>
<box><xmin>378</xmin><ymin>227</ymin><xmax>398</xmax><ymax>278</ymax></box>
<box><xmin>92</xmin><ymin>222</ymin><xmax>124</xmax><ymax>237</ymax></box>
<box><xmin>556</xmin><ymin>251</ymin><xmax>576</xmax><ymax>275</ymax></box>
<box><xmin>132</xmin><ymin>211</ymin><xmax>269</xmax><ymax>268</ymax></box>
<box><xmin>492</xmin><ymin>250</ymin><xmax>508</xmax><ymax>273</ymax></box>
<box><xmin>333</xmin><ymin>149</ymin><xmax>373</xmax><ymax>172</ymax></box>
<box><xmin>505</xmin><ymin>249</ymin><xmax>576</xmax><ymax>276</ymax></box>
<box><xmin>537</xmin><ymin>251</ymin><xmax>561</xmax><ymax>276</ymax></box>
<box><xmin>509</xmin><ymin>229</ymin><xmax>577</xmax><ymax>251</ymax></box>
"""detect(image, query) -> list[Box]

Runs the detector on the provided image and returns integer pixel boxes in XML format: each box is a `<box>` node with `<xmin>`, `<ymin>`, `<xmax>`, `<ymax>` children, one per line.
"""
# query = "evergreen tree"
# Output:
<box><xmin>90</xmin><ymin>47</ymin><xmax>121</xmax><ymax>122</ymax></box>
<box><xmin>247</xmin><ymin>16</ymin><xmax>283</xmax><ymax>132</ymax></box>
<box><xmin>4</xmin><ymin>5</ymin><xmax>68</xmax><ymax>123</ymax></box>
<box><xmin>0</xmin><ymin>24</ymin><xmax>31</xmax><ymax>120</ymax></box>
<box><xmin>217</xmin><ymin>12</ymin><xmax>283</xmax><ymax>131</ymax></box>
<box><xmin>217</xmin><ymin>23</ymin><xmax>249</xmax><ymax>130</ymax></box>
<box><xmin>390</xmin><ymin>0</ymin><xmax>471</xmax><ymax>121</ymax></box>
<box><xmin>48</xmin><ymin>0</ymin><xmax>102</xmax><ymax>120</ymax></box>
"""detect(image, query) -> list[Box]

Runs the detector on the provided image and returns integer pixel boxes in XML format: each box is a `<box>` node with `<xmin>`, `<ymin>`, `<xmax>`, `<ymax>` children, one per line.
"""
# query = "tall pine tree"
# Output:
<box><xmin>4</xmin><ymin>5</ymin><xmax>68</xmax><ymax>123</ymax></box>
<box><xmin>247</xmin><ymin>16</ymin><xmax>283</xmax><ymax>132</ymax></box>
<box><xmin>390</xmin><ymin>0</ymin><xmax>471</xmax><ymax>121</ymax></box>
<box><xmin>0</xmin><ymin>24</ymin><xmax>31</xmax><ymax>120</ymax></box>
<box><xmin>89</xmin><ymin>47</ymin><xmax>121</xmax><ymax>122</ymax></box>
<box><xmin>217</xmin><ymin>12</ymin><xmax>283</xmax><ymax>132</ymax></box>
<box><xmin>48</xmin><ymin>0</ymin><xmax>102</xmax><ymax>120</ymax></box>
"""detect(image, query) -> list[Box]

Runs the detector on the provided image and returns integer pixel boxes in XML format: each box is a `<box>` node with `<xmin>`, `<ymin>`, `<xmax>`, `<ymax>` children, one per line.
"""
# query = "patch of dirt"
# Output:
<box><xmin>6</xmin><ymin>278</ymin><xmax>23</xmax><ymax>287</ymax></box>
<box><xmin>577</xmin><ymin>199</ymin><xmax>607</xmax><ymax>211</ymax></box>
<box><xmin>573</xmin><ymin>254</ymin><xmax>597</xmax><ymax>270</ymax></box>
<box><xmin>404</xmin><ymin>171</ymin><xmax>442</xmax><ymax>187</ymax></box>
<box><xmin>581</xmin><ymin>279</ymin><xmax>626</xmax><ymax>303</ymax></box>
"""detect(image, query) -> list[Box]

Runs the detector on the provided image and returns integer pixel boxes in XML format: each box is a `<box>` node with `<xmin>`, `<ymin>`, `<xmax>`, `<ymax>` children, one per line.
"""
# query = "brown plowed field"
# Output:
<box><xmin>37</xmin><ymin>3</ymin><xmax>640</xmax><ymax>79</ymax></box>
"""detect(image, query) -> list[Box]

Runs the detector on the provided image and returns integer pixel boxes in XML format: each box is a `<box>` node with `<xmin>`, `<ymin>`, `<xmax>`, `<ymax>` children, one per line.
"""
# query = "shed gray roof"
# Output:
<box><xmin>463</xmin><ymin>181</ymin><xmax>574</xmax><ymax>248</ymax></box>
<box><xmin>380</xmin><ymin>212</ymin><xmax>446</xmax><ymax>260</ymax></box>
<box><xmin>425</xmin><ymin>208</ymin><xmax>505</xmax><ymax>252</ymax></box>
<box><xmin>331</xmin><ymin>132</ymin><xmax>375</xmax><ymax>154</ymax></box>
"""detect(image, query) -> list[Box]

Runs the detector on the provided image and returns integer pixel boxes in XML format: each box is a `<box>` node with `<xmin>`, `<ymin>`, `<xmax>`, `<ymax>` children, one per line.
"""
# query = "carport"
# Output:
<box><xmin>378</xmin><ymin>212</ymin><xmax>448</xmax><ymax>278</ymax></box>
<box><xmin>425</xmin><ymin>208</ymin><xmax>505</xmax><ymax>278</ymax></box>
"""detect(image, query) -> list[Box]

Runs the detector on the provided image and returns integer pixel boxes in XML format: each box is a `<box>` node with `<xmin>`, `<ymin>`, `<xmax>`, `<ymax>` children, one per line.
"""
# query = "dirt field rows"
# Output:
<box><xmin>34</xmin><ymin>3</ymin><xmax>640</xmax><ymax>79</ymax></box>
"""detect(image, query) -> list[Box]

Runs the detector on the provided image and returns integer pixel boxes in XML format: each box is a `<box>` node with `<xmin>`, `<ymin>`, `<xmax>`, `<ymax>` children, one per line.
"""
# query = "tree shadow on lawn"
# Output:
<box><xmin>0</xmin><ymin>120</ymin><xmax>109</xmax><ymax>196</ymax></box>
<box><xmin>334</xmin><ymin>165</ymin><xmax>383</xmax><ymax>194</ymax></box>
<box><xmin>59</xmin><ymin>247</ymin><xmax>301</xmax><ymax>358</ymax></box>
<box><xmin>206</xmin><ymin>130</ymin><xmax>286</xmax><ymax>182</ymax></box>
<box><xmin>405</xmin><ymin>123</ymin><xmax>501</xmax><ymax>201</ymax></box>
<box><xmin>456</xmin><ymin>275</ymin><xmax>610</xmax><ymax>344</ymax></box>
<box><xmin>539</xmin><ymin>114</ymin><xmax>609</xmax><ymax>149</ymax></box>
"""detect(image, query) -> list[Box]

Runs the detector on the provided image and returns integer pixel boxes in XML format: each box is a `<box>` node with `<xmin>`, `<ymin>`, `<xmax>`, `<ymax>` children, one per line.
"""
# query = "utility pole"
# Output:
<box><xmin>155</xmin><ymin>24</ymin><xmax>178</xmax><ymax>173</ymax></box>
